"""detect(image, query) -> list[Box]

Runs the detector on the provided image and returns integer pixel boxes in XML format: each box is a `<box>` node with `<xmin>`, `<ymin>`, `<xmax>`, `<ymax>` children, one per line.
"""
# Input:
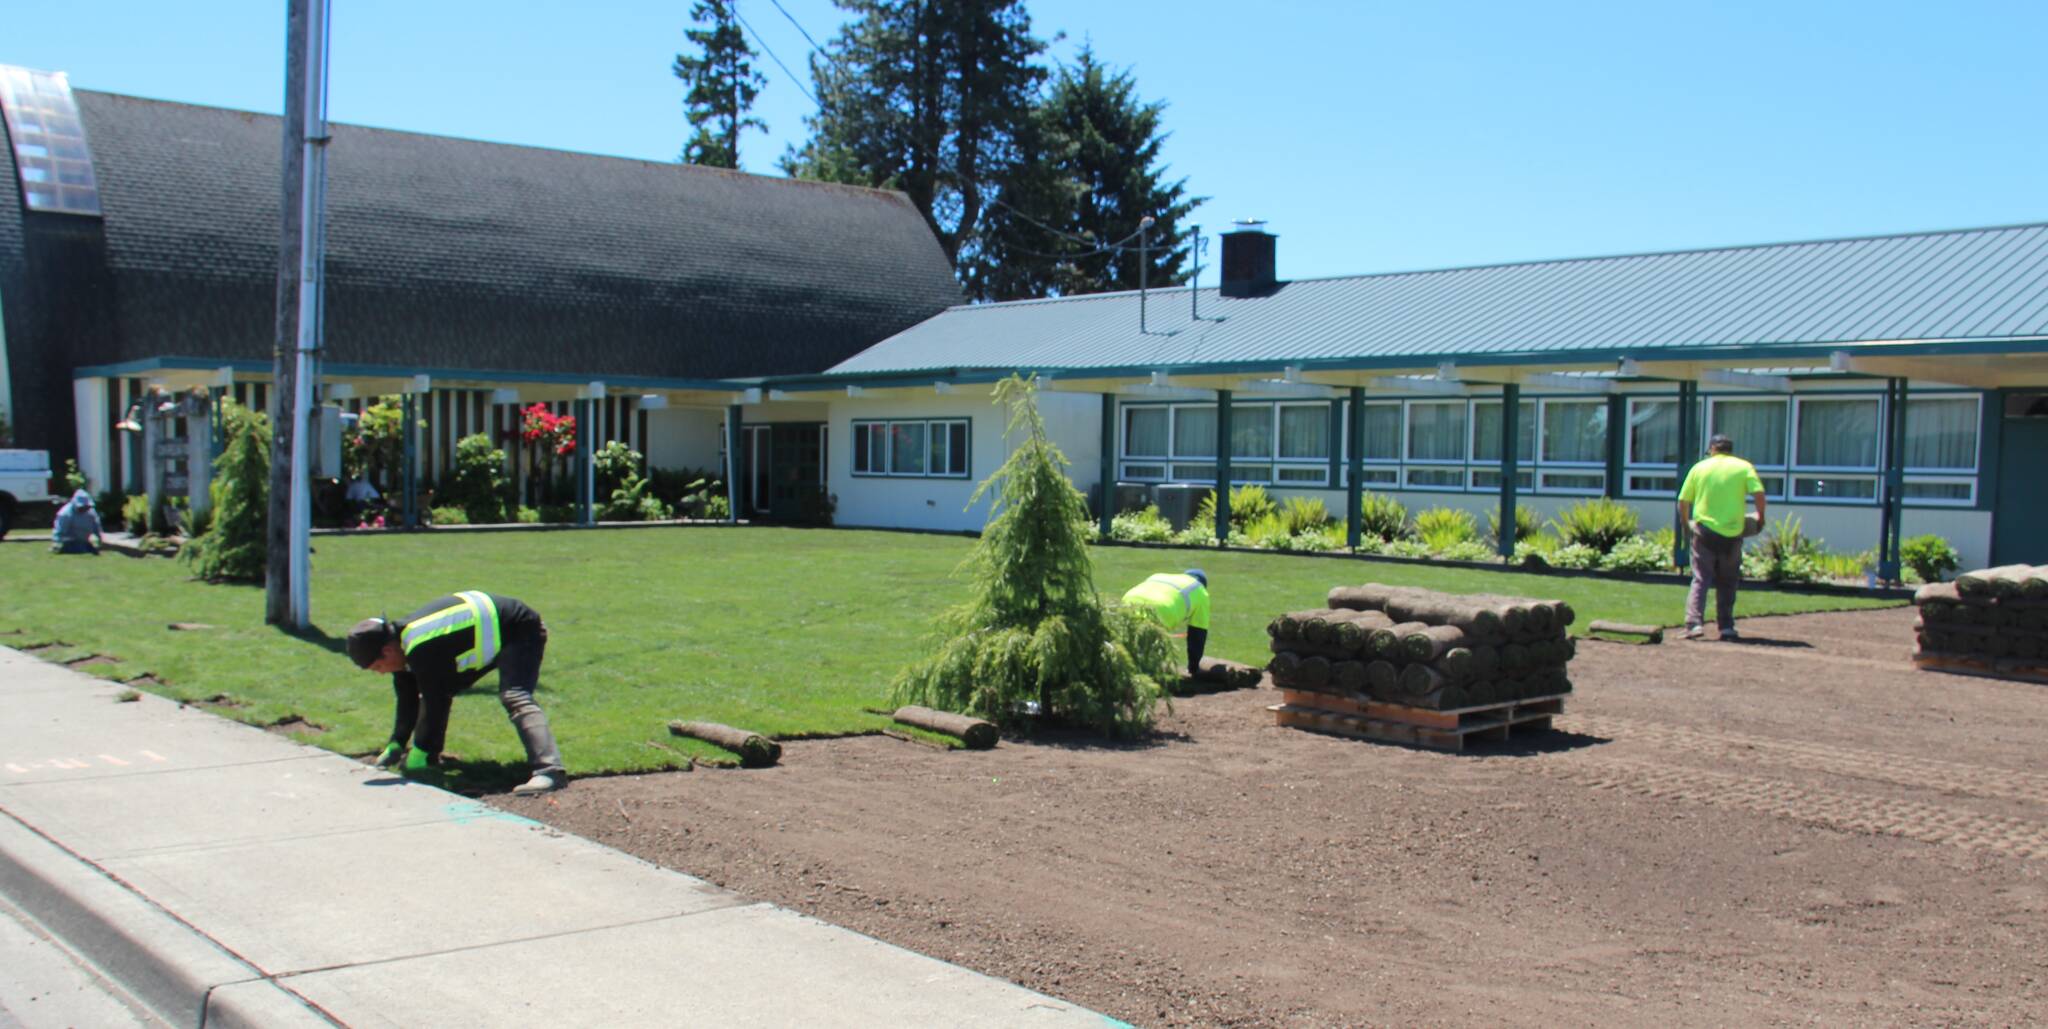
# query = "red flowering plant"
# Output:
<box><xmin>520</xmin><ymin>403</ymin><xmax>577</xmax><ymax>500</ymax></box>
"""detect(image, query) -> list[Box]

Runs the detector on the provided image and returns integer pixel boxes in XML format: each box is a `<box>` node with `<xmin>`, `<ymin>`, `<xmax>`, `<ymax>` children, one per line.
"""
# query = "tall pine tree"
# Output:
<box><xmin>782</xmin><ymin>0</ymin><xmax>1047</xmax><ymax>288</ymax></box>
<box><xmin>674</xmin><ymin>0</ymin><xmax>767</xmax><ymax>168</ymax></box>
<box><xmin>975</xmin><ymin>45</ymin><xmax>1202</xmax><ymax>300</ymax></box>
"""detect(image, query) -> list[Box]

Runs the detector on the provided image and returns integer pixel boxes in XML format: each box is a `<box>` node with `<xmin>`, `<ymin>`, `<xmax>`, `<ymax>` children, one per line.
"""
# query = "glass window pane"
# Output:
<box><xmin>1471</xmin><ymin>401</ymin><xmax>1535</xmax><ymax>463</ymax></box>
<box><xmin>866</xmin><ymin>424</ymin><xmax>886</xmax><ymax>473</ymax></box>
<box><xmin>1793</xmin><ymin>475</ymin><xmax>1877</xmax><ymax>499</ymax></box>
<box><xmin>890</xmin><ymin>423</ymin><xmax>926</xmax><ymax>474</ymax></box>
<box><xmin>1124</xmin><ymin>407</ymin><xmax>1168</xmax><ymax>457</ymax></box>
<box><xmin>1904</xmin><ymin>398</ymin><xmax>1976</xmax><ymax>470</ymax></box>
<box><xmin>1903</xmin><ymin>480</ymin><xmax>1972</xmax><ymax>502</ymax></box>
<box><xmin>928</xmin><ymin>423</ymin><xmax>946</xmax><ymax>473</ymax></box>
<box><xmin>1231</xmin><ymin>403</ymin><xmax>1273</xmax><ymax>459</ymax></box>
<box><xmin>1278</xmin><ymin>405</ymin><xmax>1331</xmax><ymax>459</ymax></box>
<box><xmin>1121</xmin><ymin>464</ymin><xmax>1167</xmax><ymax>480</ymax></box>
<box><xmin>1542</xmin><ymin>401</ymin><xmax>1607</xmax><ymax>464</ymax></box>
<box><xmin>852</xmin><ymin>424</ymin><xmax>870</xmax><ymax>474</ymax></box>
<box><xmin>1471</xmin><ymin>468</ymin><xmax>1534</xmax><ymax>489</ymax></box>
<box><xmin>949</xmin><ymin>423</ymin><xmax>969</xmax><ymax>475</ymax></box>
<box><xmin>1349</xmin><ymin>467</ymin><xmax>1399</xmax><ymax>485</ymax></box>
<box><xmin>1711</xmin><ymin>400</ymin><xmax>1788</xmax><ymax>467</ymax></box>
<box><xmin>1796</xmin><ymin>398</ymin><xmax>1879</xmax><ymax>468</ymax></box>
<box><xmin>1628</xmin><ymin>474</ymin><xmax>1678</xmax><ymax>493</ymax></box>
<box><xmin>1628</xmin><ymin>400</ymin><xmax>1679</xmax><ymax>465</ymax></box>
<box><xmin>1172</xmin><ymin>463</ymin><xmax>1217</xmax><ymax>481</ymax></box>
<box><xmin>1275</xmin><ymin>466</ymin><xmax>1328</xmax><ymax>484</ymax></box>
<box><xmin>1360</xmin><ymin>404</ymin><xmax>1401</xmax><ymax>461</ymax></box>
<box><xmin>1173</xmin><ymin>406</ymin><xmax>1216</xmax><ymax>458</ymax></box>
<box><xmin>1406</xmin><ymin>402</ymin><xmax>1468</xmax><ymax>462</ymax></box>
<box><xmin>1542</xmin><ymin>471</ymin><xmax>1606</xmax><ymax>492</ymax></box>
<box><xmin>1406</xmin><ymin>467</ymin><xmax>1463</xmax><ymax>488</ymax></box>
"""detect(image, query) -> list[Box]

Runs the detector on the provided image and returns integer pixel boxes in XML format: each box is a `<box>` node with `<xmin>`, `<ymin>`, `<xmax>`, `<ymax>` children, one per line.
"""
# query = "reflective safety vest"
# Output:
<box><xmin>399</xmin><ymin>591</ymin><xmax>502</xmax><ymax>673</ymax></box>
<box><xmin>1122</xmin><ymin>573</ymin><xmax>1210</xmax><ymax>632</ymax></box>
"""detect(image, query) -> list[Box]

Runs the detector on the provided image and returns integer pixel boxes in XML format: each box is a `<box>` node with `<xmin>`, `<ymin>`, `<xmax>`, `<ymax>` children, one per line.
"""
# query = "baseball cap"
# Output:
<box><xmin>345</xmin><ymin>617</ymin><xmax>395</xmax><ymax>668</ymax></box>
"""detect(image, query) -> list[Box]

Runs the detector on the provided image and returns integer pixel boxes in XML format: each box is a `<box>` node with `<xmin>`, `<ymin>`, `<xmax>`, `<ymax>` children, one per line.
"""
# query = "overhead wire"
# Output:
<box><xmin>765</xmin><ymin>0</ymin><xmax>825</xmax><ymax>52</ymax></box>
<box><xmin>733</xmin><ymin>4</ymin><xmax>821</xmax><ymax>108</ymax></box>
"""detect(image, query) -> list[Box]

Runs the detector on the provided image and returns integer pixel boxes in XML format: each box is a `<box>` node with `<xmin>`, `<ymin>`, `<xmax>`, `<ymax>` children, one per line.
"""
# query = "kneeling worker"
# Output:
<box><xmin>345</xmin><ymin>591</ymin><xmax>565</xmax><ymax>795</ymax></box>
<box><xmin>1122</xmin><ymin>569</ymin><xmax>1211</xmax><ymax>669</ymax></box>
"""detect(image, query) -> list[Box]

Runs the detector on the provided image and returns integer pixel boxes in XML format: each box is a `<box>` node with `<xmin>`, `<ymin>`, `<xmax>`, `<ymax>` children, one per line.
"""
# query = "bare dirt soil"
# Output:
<box><xmin>505</xmin><ymin>608</ymin><xmax>2048</xmax><ymax>1027</ymax></box>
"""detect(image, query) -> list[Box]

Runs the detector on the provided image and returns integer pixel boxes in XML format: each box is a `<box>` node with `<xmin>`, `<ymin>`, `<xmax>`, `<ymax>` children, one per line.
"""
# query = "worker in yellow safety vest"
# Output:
<box><xmin>1122</xmin><ymin>569</ymin><xmax>1211</xmax><ymax>668</ymax></box>
<box><xmin>345</xmin><ymin>592</ymin><xmax>564</xmax><ymax>795</ymax></box>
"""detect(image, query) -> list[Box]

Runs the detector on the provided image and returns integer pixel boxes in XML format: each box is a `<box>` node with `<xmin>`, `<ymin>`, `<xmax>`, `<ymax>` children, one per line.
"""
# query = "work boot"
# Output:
<box><xmin>511</xmin><ymin>772</ymin><xmax>565</xmax><ymax>795</ymax></box>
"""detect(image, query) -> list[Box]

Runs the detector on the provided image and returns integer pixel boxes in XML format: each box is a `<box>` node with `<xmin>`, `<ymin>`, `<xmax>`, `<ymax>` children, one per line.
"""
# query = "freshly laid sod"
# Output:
<box><xmin>0</xmin><ymin>528</ymin><xmax>1899</xmax><ymax>784</ymax></box>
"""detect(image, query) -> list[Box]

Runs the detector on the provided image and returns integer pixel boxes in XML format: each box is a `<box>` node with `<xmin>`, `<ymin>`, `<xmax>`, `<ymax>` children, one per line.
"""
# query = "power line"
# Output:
<box><xmin>766</xmin><ymin>0</ymin><xmax>824</xmax><ymax>52</ymax></box>
<box><xmin>733</xmin><ymin>4</ymin><xmax>820</xmax><ymax>108</ymax></box>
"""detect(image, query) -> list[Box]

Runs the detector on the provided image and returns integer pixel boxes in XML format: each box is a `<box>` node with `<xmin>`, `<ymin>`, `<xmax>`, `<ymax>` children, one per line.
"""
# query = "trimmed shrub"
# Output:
<box><xmin>1434</xmin><ymin>540</ymin><xmax>1496</xmax><ymax>563</ymax></box>
<box><xmin>891</xmin><ymin>376</ymin><xmax>1177</xmax><ymax>738</ymax></box>
<box><xmin>179</xmin><ymin>399</ymin><xmax>268</xmax><ymax>582</ymax></box>
<box><xmin>1278</xmin><ymin>496</ymin><xmax>1333</xmax><ymax>535</ymax></box>
<box><xmin>1382</xmin><ymin>539</ymin><xmax>1432</xmax><ymax>559</ymax></box>
<box><xmin>429</xmin><ymin>505</ymin><xmax>470</xmax><ymax>526</ymax></box>
<box><xmin>515</xmin><ymin>506</ymin><xmax>542</xmax><ymax>524</ymax></box>
<box><xmin>1355</xmin><ymin>491</ymin><xmax>1409</xmax><ymax>543</ymax></box>
<box><xmin>1413</xmin><ymin>507</ymin><xmax>1479</xmax><ymax>551</ymax></box>
<box><xmin>1551</xmin><ymin>498</ymin><xmax>1640</xmax><ymax>554</ymax></box>
<box><xmin>1747</xmin><ymin>514</ymin><xmax>1823</xmax><ymax>584</ymax></box>
<box><xmin>1108</xmin><ymin>505</ymin><xmax>1173</xmax><ymax>543</ymax></box>
<box><xmin>443</xmin><ymin>433</ymin><xmax>510</xmax><ymax>524</ymax></box>
<box><xmin>122</xmin><ymin>495</ymin><xmax>151</xmax><ymax>534</ymax></box>
<box><xmin>1600</xmin><ymin>534</ymin><xmax>1671</xmax><ymax>573</ymax></box>
<box><xmin>1547</xmin><ymin>543</ymin><xmax>1603</xmax><ymax>569</ymax></box>
<box><xmin>1195</xmin><ymin>483</ymin><xmax>1278</xmax><ymax>533</ymax></box>
<box><xmin>1901</xmin><ymin>534</ymin><xmax>1960</xmax><ymax>583</ymax></box>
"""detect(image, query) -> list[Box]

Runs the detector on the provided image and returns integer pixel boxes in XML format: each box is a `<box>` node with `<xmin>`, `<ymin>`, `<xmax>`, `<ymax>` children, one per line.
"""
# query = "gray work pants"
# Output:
<box><xmin>497</xmin><ymin>623</ymin><xmax>564</xmax><ymax>776</ymax></box>
<box><xmin>1686</xmin><ymin>528</ymin><xmax>1744</xmax><ymax>632</ymax></box>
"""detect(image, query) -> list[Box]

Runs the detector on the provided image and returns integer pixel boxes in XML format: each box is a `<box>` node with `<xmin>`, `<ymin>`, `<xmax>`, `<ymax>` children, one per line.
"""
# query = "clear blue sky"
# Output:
<box><xmin>8</xmin><ymin>0</ymin><xmax>2045</xmax><ymax>283</ymax></box>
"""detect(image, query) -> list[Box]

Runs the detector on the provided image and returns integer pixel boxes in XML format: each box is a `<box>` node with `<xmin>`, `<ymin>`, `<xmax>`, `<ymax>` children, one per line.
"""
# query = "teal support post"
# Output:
<box><xmin>1673</xmin><ymin>381</ymin><xmax>1698</xmax><ymax>570</ymax></box>
<box><xmin>576</xmin><ymin>398</ymin><xmax>593</xmax><ymax>524</ymax></box>
<box><xmin>400</xmin><ymin>392</ymin><xmax>418</xmax><ymax>528</ymax></box>
<box><xmin>1877</xmin><ymin>378</ymin><xmax>1907</xmax><ymax>583</ymax></box>
<box><xmin>1099</xmin><ymin>393</ymin><xmax>1116</xmax><ymax>539</ymax></box>
<box><xmin>1326</xmin><ymin>398</ymin><xmax>1343</xmax><ymax>489</ymax></box>
<box><xmin>1345</xmin><ymin>387</ymin><xmax>1364</xmax><ymax>551</ymax></box>
<box><xmin>1498</xmin><ymin>384</ymin><xmax>1521</xmax><ymax>559</ymax></box>
<box><xmin>1603</xmin><ymin>394</ymin><xmax>1626</xmax><ymax>499</ymax></box>
<box><xmin>1214</xmin><ymin>389</ymin><xmax>1232</xmax><ymax>544</ymax></box>
<box><xmin>725</xmin><ymin>403</ymin><xmax>743</xmax><ymax>525</ymax></box>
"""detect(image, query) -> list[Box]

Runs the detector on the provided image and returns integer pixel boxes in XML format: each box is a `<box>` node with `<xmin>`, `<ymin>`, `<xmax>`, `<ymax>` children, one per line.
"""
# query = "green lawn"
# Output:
<box><xmin>0</xmin><ymin>528</ymin><xmax>1899</xmax><ymax>783</ymax></box>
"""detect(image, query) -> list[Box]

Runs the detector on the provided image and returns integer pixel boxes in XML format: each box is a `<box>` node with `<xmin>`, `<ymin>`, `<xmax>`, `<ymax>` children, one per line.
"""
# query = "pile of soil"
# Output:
<box><xmin>509</xmin><ymin>608</ymin><xmax>2048</xmax><ymax>1027</ymax></box>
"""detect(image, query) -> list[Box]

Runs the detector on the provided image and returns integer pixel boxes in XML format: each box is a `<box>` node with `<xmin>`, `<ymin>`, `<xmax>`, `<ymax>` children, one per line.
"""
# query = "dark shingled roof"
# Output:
<box><xmin>76</xmin><ymin>90</ymin><xmax>961</xmax><ymax>374</ymax></box>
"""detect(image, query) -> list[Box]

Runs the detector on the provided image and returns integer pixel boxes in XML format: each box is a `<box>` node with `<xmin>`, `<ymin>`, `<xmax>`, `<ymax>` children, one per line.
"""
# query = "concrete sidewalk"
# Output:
<box><xmin>0</xmin><ymin>648</ymin><xmax>1117</xmax><ymax>1027</ymax></box>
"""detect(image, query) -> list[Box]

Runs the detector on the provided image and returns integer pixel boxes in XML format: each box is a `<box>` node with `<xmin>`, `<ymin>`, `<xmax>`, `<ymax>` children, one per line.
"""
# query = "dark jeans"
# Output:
<box><xmin>1687</xmin><ymin>528</ymin><xmax>1743</xmax><ymax>631</ymax></box>
<box><xmin>497</xmin><ymin>623</ymin><xmax>564</xmax><ymax>776</ymax></box>
<box><xmin>53</xmin><ymin>540</ymin><xmax>98</xmax><ymax>555</ymax></box>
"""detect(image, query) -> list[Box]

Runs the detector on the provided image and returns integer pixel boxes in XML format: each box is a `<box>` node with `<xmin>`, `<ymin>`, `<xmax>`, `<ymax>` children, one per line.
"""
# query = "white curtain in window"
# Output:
<box><xmin>1359</xmin><ymin>404</ymin><xmax>1401</xmax><ymax>460</ymax></box>
<box><xmin>889</xmin><ymin>423</ymin><xmax>927</xmax><ymax>474</ymax></box>
<box><xmin>1629</xmin><ymin>400</ymin><xmax>1678</xmax><ymax>465</ymax></box>
<box><xmin>1231</xmin><ymin>403</ymin><xmax>1274</xmax><ymax>459</ymax></box>
<box><xmin>1124</xmin><ymin>407</ymin><xmax>1168</xmax><ymax>457</ymax></box>
<box><xmin>1543</xmin><ymin>401</ymin><xmax>1607</xmax><ymax>463</ymax></box>
<box><xmin>1796</xmin><ymin>398</ymin><xmax>1878</xmax><ymax>468</ymax></box>
<box><xmin>1173</xmin><ymin>406</ymin><xmax>1216</xmax><ymax>458</ymax></box>
<box><xmin>1904</xmin><ymin>398</ymin><xmax>1976</xmax><ymax>469</ymax></box>
<box><xmin>1711</xmin><ymin>400</ymin><xmax>1787</xmax><ymax>466</ymax></box>
<box><xmin>1407</xmin><ymin>402</ymin><xmax>1467</xmax><ymax>462</ymax></box>
<box><xmin>1471</xmin><ymin>401</ymin><xmax>1535</xmax><ymax>462</ymax></box>
<box><xmin>1278</xmin><ymin>405</ymin><xmax>1331</xmax><ymax>459</ymax></box>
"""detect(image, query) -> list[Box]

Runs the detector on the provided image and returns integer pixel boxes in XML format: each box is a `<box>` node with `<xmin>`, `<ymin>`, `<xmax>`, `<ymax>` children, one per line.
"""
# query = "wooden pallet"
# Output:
<box><xmin>1911</xmin><ymin>652</ymin><xmax>2048</xmax><ymax>686</ymax></box>
<box><xmin>1269</xmin><ymin>689</ymin><xmax>1566</xmax><ymax>753</ymax></box>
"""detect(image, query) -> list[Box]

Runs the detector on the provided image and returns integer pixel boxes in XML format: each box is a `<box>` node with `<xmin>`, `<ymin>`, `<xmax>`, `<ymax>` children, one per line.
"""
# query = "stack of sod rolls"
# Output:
<box><xmin>1317</xmin><ymin>583</ymin><xmax>1578</xmax><ymax>711</ymax></box>
<box><xmin>1913</xmin><ymin>566</ymin><xmax>2048</xmax><ymax>670</ymax></box>
<box><xmin>1265</xmin><ymin>607</ymin><xmax>1394</xmax><ymax>698</ymax></box>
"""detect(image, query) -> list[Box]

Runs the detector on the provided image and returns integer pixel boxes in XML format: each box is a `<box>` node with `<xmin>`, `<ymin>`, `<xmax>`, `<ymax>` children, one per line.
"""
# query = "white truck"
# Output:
<box><xmin>0</xmin><ymin>449</ymin><xmax>55</xmax><ymax>539</ymax></box>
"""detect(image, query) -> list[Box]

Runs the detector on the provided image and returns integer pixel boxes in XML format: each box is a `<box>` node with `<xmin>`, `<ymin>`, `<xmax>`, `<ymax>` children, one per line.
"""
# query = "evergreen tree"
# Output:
<box><xmin>891</xmin><ymin>376</ymin><xmax>1178</xmax><ymax>736</ymax></box>
<box><xmin>782</xmin><ymin>0</ymin><xmax>1047</xmax><ymax>286</ymax></box>
<box><xmin>674</xmin><ymin>0</ymin><xmax>767</xmax><ymax>168</ymax></box>
<box><xmin>975</xmin><ymin>45</ymin><xmax>1202</xmax><ymax>300</ymax></box>
<box><xmin>181</xmin><ymin>399</ymin><xmax>269</xmax><ymax>583</ymax></box>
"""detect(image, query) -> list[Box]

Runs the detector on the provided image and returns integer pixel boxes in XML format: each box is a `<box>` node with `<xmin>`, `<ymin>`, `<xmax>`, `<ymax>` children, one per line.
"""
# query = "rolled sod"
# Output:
<box><xmin>892</xmin><ymin>705</ymin><xmax>999</xmax><ymax>749</ymax></box>
<box><xmin>1268</xmin><ymin>637</ymin><xmax>1358</xmax><ymax>661</ymax></box>
<box><xmin>669</xmin><ymin>720</ymin><xmax>782</xmax><ymax>767</ymax></box>
<box><xmin>1401</xmin><ymin>624</ymin><xmax>1467</xmax><ymax>664</ymax></box>
<box><xmin>1399</xmin><ymin>662</ymin><xmax>1446</xmax><ymax>697</ymax></box>
<box><xmin>1365</xmin><ymin>660</ymin><xmax>1400</xmax><ymax>696</ymax></box>
<box><xmin>1332</xmin><ymin>659</ymin><xmax>1368</xmax><ymax>693</ymax></box>
<box><xmin>1958</xmin><ymin>564</ymin><xmax>2035</xmax><ymax>600</ymax></box>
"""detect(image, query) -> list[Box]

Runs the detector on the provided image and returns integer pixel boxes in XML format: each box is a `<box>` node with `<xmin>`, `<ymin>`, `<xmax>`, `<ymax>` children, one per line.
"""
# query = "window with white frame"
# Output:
<box><xmin>1469</xmin><ymin>400</ymin><xmax>1534</xmax><ymax>491</ymax></box>
<box><xmin>1622</xmin><ymin>397</ymin><xmax>1685</xmax><ymax>496</ymax></box>
<box><xmin>1708</xmin><ymin>397</ymin><xmax>1787</xmax><ymax>497</ymax></box>
<box><xmin>1791</xmin><ymin>396</ymin><xmax>1879</xmax><ymax>501</ymax></box>
<box><xmin>851</xmin><ymin>419</ymin><xmax>969</xmax><ymax>478</ymax></box>
<box><xmin>1537</xmin><ymin>399</ymin><xmax>1607</xmax><ymax>493</ymax></box>
<box><xmin>1120</xmin><ymin>401</ymin><xmax>1341</xmax><ymax>485</ymax></box>
<box><xmin>1900</xmin><ymin>394</ymin><xmax>1979</xmax><ymax>504</ymax></box>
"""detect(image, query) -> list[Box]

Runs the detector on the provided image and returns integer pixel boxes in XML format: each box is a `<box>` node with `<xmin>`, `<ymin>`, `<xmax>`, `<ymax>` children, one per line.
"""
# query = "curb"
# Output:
<box><xmin>0</xmin><ymin>811</ymin><xmax>334</xmax><ymax>1027</ymax></box>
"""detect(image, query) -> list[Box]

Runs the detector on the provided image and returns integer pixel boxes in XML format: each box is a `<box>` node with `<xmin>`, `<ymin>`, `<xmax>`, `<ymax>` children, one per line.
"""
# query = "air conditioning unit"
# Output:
<box><xmin>1153</xmin><ymin>483</ymin><xmax>1208</xmax><ymax>531</ymax></box>
<box><xmin>1113</xmin><ymin>482</ymin><xmax>1153</xmax><ymax>516</ymax></box>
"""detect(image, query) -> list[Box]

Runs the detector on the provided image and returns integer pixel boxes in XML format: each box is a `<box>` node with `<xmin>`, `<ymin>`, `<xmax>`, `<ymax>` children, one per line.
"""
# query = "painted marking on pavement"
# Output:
<box><xmin>97</xmin><ymin>754</ymin><xmax>130</xmax><ymax>766</ymax></box>
<box><xmin>1</xmin><ymin>751</ymin><xmax>174</xmax><ymax>774</ymax></box>
<box><xmin>139</xmin><ymin>750</ymin><xmax>167</xmax><ymax>762</ymax></box>
<box><xmin>443</xmin><ymin>801</ymin><xmax>540</xmax><ymax>828</ymax></box>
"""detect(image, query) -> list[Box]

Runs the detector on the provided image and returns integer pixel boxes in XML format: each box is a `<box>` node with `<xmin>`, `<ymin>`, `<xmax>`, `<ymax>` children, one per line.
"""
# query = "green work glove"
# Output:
<box><xmin>373</xmin><ymin>742</ymin><xmax>404</xmax><ymax>769</ymax></box>
<box><xmin>402</xmin><ymin>747</ymin><xmax>431</xmax><ymax>775</ymax></box>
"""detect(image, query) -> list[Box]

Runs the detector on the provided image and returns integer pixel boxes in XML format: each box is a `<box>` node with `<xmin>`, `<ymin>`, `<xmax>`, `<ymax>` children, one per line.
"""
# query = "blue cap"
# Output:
<box><xmin>1184</xmin><ymin>568</ymin><xmax>1207</xmax><ymax>587</ymax></box>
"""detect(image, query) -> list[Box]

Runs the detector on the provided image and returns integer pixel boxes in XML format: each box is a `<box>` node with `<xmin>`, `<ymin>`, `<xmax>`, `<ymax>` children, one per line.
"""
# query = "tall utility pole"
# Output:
<box><xmin>267</xmin><ymin>0</ymin><xmax>330</xmax><ymax>628</ymax></box>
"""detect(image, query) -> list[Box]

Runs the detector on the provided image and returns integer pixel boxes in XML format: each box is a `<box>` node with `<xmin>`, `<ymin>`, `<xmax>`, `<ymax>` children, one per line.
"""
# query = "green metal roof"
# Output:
<box><xmin>826</xmin><ymin>222</ymin><xmax>2048</xmax><ymax>378</ymax></box>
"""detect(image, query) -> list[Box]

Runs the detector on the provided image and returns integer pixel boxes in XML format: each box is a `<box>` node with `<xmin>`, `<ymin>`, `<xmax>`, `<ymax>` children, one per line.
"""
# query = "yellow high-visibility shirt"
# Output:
<box><xmin>1678</xmin><ymin>454</ymin><xmax>1765</xmax><ymax>538</ymax></box>
<box><xmin>1122</xmin><ymin>573</ymin><xmax>1210</xmax><ymax>632</ymax></box>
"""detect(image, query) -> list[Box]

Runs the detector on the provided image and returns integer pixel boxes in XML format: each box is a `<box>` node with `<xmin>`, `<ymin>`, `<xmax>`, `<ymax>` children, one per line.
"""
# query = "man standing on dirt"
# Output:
<box><xmin>345</xmin><ymin>591</ymin><xmax>565</xmax><ymax>795</ymax></box>
<box><xmin>1122</xmin><ymin>569</ymin><xmax>1210</xmax><ymax>668</ymax></box>
<box><xmin>1678</xmin><ymin>434</ymin><xmax>1766</xmax><ymax>641</ymax></box>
